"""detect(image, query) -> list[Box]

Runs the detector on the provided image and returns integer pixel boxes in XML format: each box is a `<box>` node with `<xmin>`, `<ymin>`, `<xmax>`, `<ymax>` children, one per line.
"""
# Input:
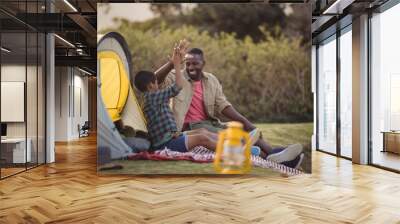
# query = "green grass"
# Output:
<box><xmin>257</xmin><ymin>123</ymin><xmax>312</xmax><ymax>173</ymax></box>
<box><xmin>99</xmin><ymin>160</ymin><xmax>282</xmax><ymax>176</ymax></box>
<box><xmin>99</xmin><ymin>122</ymin><xmax>313</xmax><ymax>175</ymax></box>
<box><xmin>256</xmin><ymin>123</ymin><xmax>313</xmax><ymax>147</ymax></box>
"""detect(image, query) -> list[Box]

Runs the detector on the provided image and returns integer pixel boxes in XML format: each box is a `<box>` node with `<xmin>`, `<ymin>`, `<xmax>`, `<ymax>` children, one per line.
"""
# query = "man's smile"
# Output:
<box><xmin>188</xmin><ymin>69</ymin><xmax>197</xmax><ymax>75</ymax></box>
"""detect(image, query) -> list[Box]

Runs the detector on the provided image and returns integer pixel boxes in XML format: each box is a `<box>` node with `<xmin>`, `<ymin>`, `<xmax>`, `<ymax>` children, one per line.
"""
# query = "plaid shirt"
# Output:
<box><xmin>143</xmin><ymin>83</ymin><xmax>182</xmax><ymax>147</ymax></box>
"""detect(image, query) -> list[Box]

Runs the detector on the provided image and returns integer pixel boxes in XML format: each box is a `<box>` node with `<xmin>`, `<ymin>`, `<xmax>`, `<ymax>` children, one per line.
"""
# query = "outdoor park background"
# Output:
<box><xmin>98</xmin><ymin>3</ymin><xmax>313</xmax><ymax>173</ymax></box>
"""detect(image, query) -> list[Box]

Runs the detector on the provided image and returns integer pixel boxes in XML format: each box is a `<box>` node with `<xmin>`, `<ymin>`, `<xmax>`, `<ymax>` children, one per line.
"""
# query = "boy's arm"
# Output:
<box><xmin>172</xmin><ymin>45</ymin><xmax>184</xmax><ymax>89</ymax></box>
<box><xmin>175</xmin><ymin>67</ymin><xmax>183</xmax><ymax>89</ymax></box>
<box><xmin>147</xmin><ymin>42</ymin><xmax>184</xmax><ymax>105</ymax></box>
<box><xmin>146</xmin><ymin>84</ymin><xmax>181</xmax><ymax>105</ymax></box>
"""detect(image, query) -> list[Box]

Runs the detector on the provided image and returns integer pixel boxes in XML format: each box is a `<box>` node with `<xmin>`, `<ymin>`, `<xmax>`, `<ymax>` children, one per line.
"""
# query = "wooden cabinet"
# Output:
<box><xmin>382</xmin><ymin>132</ymin><xmax>400</xmax><ymax>154</ymax></box>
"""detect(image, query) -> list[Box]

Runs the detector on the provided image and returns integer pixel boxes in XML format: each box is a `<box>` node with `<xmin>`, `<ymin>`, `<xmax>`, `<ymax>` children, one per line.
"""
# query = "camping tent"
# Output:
<box><xmin>97</xmin><ymin>32</ymin><xmax>147</xmax><ymax>161</ymax></box>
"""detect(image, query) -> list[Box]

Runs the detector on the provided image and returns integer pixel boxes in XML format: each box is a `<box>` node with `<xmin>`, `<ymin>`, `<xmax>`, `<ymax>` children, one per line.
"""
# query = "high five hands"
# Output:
<box><xmin>172</xmin><ymin>43</ymin><xmax>182</xmax><ymax>68</ymax></box>
<box><xmin>169</xmin><ymin>39</ymin><xmax>190</xmax><ymax>64</ymax></box>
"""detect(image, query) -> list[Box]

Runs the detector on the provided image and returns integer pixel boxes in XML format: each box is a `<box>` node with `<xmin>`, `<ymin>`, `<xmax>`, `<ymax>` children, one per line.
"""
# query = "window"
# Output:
<box><xmin>317</xmin><ymin>35</ymin><xmax>337</xmax><ymax>154</ymax></box>
<box><xmin>0</xmin><ymin>1</ymin><xmax>46</xmax><ymax>179</ymax></box>
<box><xmin>339</xmin><ymin>27</ymin><xmax>352</xmax><ymax>158</ymax></box>
<box><xmin>370</xmin><ymin>2</ymin><xmax>400</xmax><ymax>171</ymax></box>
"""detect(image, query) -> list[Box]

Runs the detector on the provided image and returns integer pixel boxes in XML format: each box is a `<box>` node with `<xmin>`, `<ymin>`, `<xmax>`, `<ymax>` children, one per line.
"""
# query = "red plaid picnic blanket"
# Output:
<box><xmin>126</xmin><ymin>146</ymin><xmax>302</xmax><ymax>176</ymax></box>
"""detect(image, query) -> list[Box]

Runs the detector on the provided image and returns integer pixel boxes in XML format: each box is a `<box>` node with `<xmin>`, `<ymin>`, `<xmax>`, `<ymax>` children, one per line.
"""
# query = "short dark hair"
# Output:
<box><xmin>134</xmin><ymin>70</ymin><xmax>156</xmax><ymax>92</ymax></box>
<box><xmin>187</xmin><ymin>48</ymin><xmax>204</xmax><ymax>58</ymax></box>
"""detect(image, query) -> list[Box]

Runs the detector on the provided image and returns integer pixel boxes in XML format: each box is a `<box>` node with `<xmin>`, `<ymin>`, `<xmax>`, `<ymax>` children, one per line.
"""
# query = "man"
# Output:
<box><xmin>154</xmin><ymin>43</ymin><xmax>303</xmax><ymax>168</ymax></box>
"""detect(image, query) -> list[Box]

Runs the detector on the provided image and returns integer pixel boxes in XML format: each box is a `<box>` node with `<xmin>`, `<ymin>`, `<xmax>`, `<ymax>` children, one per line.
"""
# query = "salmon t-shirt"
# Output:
<box><xmin>184</xmin><ymin>81</ymin><xmax>207</xmax><ymax>124</ymax></box>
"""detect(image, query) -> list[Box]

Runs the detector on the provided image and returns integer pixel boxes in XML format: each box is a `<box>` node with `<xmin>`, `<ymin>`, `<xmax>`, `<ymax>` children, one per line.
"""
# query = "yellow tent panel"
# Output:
<box><xmin>98</xmin><ymin>49</ymin><xmax>147</xmax><ymax>132</ymax></box>
<box><xmin>99</xmin><ymin>51</ymin><xmax>130</xmax><ymax>122</ymax></box>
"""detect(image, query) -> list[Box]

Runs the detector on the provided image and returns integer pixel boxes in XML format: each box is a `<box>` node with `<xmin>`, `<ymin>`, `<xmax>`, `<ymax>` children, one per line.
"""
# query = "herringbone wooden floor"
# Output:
<box><xmin>1</xmin><ymin>135</ymin><xmax>400</xmax><ymax>224</ymax></box>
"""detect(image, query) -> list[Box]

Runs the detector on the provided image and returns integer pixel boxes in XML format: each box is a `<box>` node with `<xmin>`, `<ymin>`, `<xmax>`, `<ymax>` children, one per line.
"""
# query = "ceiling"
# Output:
<box><xmin>311</xmin><ymin>0</ymin><xmax>390</xmax><ymax>43</ymax></box>
<box><xmin>0</xmin><ymin>0</ymin><xmax>96</xmax><ymax>74</ymax></box>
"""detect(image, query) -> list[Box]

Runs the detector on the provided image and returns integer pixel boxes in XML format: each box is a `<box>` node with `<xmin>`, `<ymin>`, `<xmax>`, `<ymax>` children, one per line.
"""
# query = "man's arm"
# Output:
<box><xmin>212</xmin><ymin>77</ymin><xmax>256</xmax><ymax>132</ymax></box>
<box><xmin>221</xmin><ymin>106</ymin><xmax>256</xmax><ymax>132</ymax></box>
<box><xmin>154</xmin><ymin>61</ymin><xmax>174</xmax><ymax>85</ymax></box>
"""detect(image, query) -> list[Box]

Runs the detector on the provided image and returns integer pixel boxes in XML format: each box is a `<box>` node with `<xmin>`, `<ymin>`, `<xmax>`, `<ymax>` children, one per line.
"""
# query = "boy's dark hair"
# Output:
<box><xmin>187</xmin><ymin>48</ymin><xmax>204</xmax><ymax>58</ymax></box>
<box><xmin>134</xmin><ymin>70</ymin><xmax>156</xmax><ymax>92</ymax></box>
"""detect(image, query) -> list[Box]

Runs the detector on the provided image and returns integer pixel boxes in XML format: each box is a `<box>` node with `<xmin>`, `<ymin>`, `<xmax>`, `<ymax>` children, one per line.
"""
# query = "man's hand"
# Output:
<box><xmin>221</xmin><ymin>106</ymin><xmax>256</xmax><ymax>132</ymax></box>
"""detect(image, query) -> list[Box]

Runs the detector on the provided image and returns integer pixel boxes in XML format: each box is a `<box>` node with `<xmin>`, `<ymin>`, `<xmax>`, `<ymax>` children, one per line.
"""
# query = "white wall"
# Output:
<box><xmin>1</xmin><ymin>65</ymin><xmax>26</xmax><ymax>81</ymax></box>
<box><xmin>55</xmin><ymin>67</ymin><xmax>89</xmax><ymax>141</ymax></box>
<box><xmin>1</xmin><ymin>65</ymin><xmax>34</xmax><ymax>137</ymax></box>
<box><xmin>72</xmin><ymin>72</ymin><xmax>89</xmax><ymax>138</ymax></box>
<box><xmin>1</xmin><ymin>65</ymin><xmax>26</xmax><ymax>141</ymax></box>
<box><xmin>55</xmin><ymin>67</ymin><xmax>69</xmax><ymax>141</ymax></box>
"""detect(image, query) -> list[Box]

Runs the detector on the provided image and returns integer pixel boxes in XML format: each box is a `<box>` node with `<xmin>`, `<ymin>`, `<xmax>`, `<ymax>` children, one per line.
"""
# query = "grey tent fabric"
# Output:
<box><xmin>97</xmin><ymin>86</ymin><xmax>133</xmax><ymax>160</ymax></box>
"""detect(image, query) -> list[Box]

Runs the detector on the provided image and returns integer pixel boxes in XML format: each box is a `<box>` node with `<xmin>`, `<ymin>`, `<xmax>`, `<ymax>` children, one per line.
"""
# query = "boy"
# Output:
<box><xmin>134</xmin><ymin>46</ymin><xmax>218</xmax><ymax>152</ymax></box>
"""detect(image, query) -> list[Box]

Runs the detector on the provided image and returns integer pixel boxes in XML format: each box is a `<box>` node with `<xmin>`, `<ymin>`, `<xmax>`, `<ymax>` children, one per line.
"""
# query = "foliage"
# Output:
<box><xmin>150</xmin><ymin>4</ymin><xmax>183</xmax><ymax>17</ymax></box>
<box><xmin>109</xmin><ymin>4</ymin><xmax>310</xmax><ymax>44</ymax></box>
<box><xmin>183</xmin><ymin>4</ymin><xmax>286</xmax><ymax>42</ymax></box>
<box><xmin>148</xmin><ymin>4</ymin><xmax>310</xmax><ymax>44</ymax></box>
<box><xmin>104</xmin><ymin>23</ymin><xmax>312</xmax><ymax>122</ymax></box>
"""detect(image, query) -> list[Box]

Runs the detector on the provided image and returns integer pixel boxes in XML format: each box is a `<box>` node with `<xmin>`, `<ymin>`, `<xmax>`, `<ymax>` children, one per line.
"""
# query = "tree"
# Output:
<box><xmin>186</xmin><ymin>4</ymin><xmax>287</xmax><ymax>42</ymax></box>
<box><xmin>149</xmin><ymin>4</ymin><xmax>183</xmax><ymax>17</ymax></box>
<box><xmin>283</xmin><ymin>4</ymin><xmax>311</xmax><ymax>45</ymax></box>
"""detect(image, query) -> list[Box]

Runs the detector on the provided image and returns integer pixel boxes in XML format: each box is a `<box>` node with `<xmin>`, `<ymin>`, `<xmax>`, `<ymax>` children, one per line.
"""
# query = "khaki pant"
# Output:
<box><xmin>185</xmin><ymin>120</ymin><xmax>227</xmax><ymax>133</ymax></box>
